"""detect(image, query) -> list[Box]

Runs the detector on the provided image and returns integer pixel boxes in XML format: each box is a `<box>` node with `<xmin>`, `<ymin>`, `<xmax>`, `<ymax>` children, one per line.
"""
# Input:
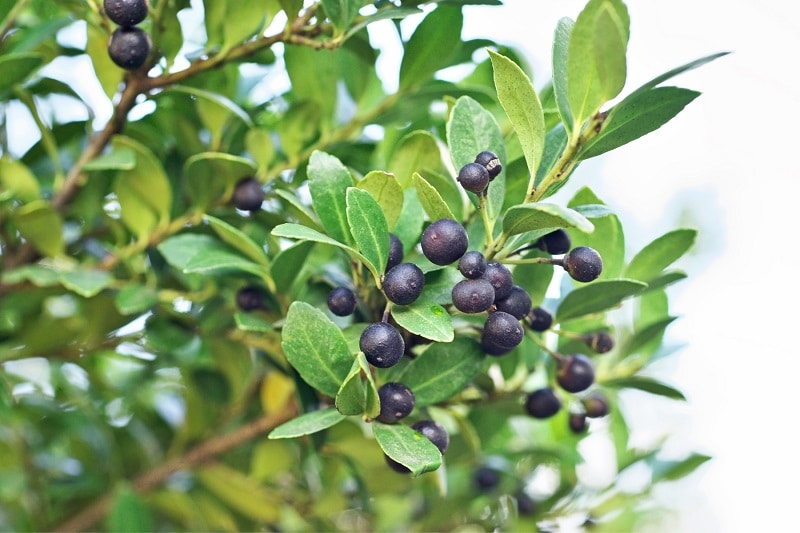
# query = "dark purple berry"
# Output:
<box><xmin>482</xmin><ymin>261</ymin><xmax>513</xmax><ymax>301</ymax></box>
<box><xmin>457</xmin><ymin>162</ymin><xmax>490</xmax><ymax>193</ymax></box>
<box><xmin>569</xmin><ymin>412</ymin><xmax>588</xmax><ymax>433</ymax></box>
<box><xmin>525</xmin><ymin>388</ymin><xmax>561</xmax><ymax>419</ymax></box>
<box><xmin>107</xmin><ymin>26</ymin><xmax>151</xmax><ymax>70</ymax></box>
<box><xmin>562</xmin><ymin>246</ymin><xmax>603</xmax><ymax>283</ymax></box>
<box><xmin>360</xmin><ymin>322</ymin><xmax>404</xmax><ymax>368</ymax></box>
<box><xmin>528</xmin><ymin>307</ymin><xmax>552</xmax><ymax>332</ymax></box>
<box><xmin>382</xmin><ymin>262</ymin><xmax>424</xmax><ymax>305</ymax></box>
<box><xmin>327</xmin><ymin>286</ymin><xmax>356</xmax><ymax>316</ymax></box>
<box><xmin>377</xmin><ymin>382</ymin><xmax>415</xmax><ymax>423</ymax></box>
<box><xmin>481</xmin><ymin>311</ymin><xmax>523</xmax><ymax>356</ymax></box>
<box><xmin>474</xmin><ymin>466</ymin><xmax>501</xmax><ymax>491</ymax></box>
<box><xmin>494</xmin><ymin>285</ymin><xmax>532</xmax><ymax>320</ymax></box>
<box><xmin>232</xmin><ymin>176</ymin><xmax>264</xmax><ymax>211</ymax></box>
<box><xmin>557</xmin><ymin>354</ymin><xmax>595</xmax><ymax>393</ymax></box>
<box><xmin>104</xmin><ymin>0</ymin><xmax>149</xmax><ymax>26</ymax></box>
<box><xmin>515</xmin><ymin>491</ymin><xmax>536</xmax><ymax>516</ymax></box>
<box><xmin>458</xmin><ymin>251</ymin><xmax>487</xmax><ymax>279</ymax></box>
<box><xmin>386</xmin><ymin>233</ymin><xmax>404</xmax><ymax>272</ymax></box>
<box><xmin>535</xmin><ymin>229</ymin><xmax>571</xmax><ymax>255</ymax></box>
<box><xmin>582</xmin><ymin>391</ymin><xmax>610</xmax><ymax>418</ymax></box>
<box><xmin>420</xmin><ymin>218</ymin><xmax>468</xmax><ymax>266</ymax></box>
<box><xmin>585</xmin><ymin>331</ymin><xmax>614</xmax><ymax>353</ymax></box>
<box><xmin>474</xmin><ymin>150</ymin><xmax>502</xmax><ymax>179</ymax></box>
<box><xmin>411</xmin><ymin>419</ymin><xmax>449</xmax><ymax>454</ymax></box>
<box><xmin>451</xmin><ymin>278</ymin><xmax>495</xmax><ymax>314</ymax></box>
<box><xmin>236</xmin><ymin>286</ymin><xmax>264</xmax><ymax>311</ymax></box>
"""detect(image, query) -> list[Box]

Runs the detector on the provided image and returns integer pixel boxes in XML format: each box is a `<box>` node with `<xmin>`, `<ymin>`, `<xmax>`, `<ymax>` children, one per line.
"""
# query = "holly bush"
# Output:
<box><xmin>0</xmin><ymin>0</ymin><xmax>724</xmax><ymax>531</ymax></box>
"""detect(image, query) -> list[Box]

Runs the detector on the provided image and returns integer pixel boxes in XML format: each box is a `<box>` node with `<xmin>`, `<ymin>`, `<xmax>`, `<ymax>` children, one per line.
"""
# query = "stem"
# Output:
<box><xmin>479</xmin><ymin>193</ymin><xmax>494</xmax><ymax>250</ymax></box>
<box><xmin>500</xmin><ymin>257</ymin><xmax>559</xmax><ymax>266</ymax></box>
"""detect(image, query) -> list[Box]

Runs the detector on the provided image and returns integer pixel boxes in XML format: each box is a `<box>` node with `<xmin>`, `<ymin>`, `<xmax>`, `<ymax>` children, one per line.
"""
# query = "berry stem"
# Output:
<box><xmin>526</xmin><ymin>330</ymin><xmax>563</xmax><ymax>363</ymax></box>
<box><xmin>499</xmin><ymin>257</ymin><xmax>561</xmax><ymax>266</ymax></box>
<box><xmin>479</xmin><ymin>193</ymin><xmax>495</xmax><ymax>250</ymax></box>
<box><xmin>381</xmin><ymin>301</ymin><xmax>392</xmax><ymax>323</ymax></box>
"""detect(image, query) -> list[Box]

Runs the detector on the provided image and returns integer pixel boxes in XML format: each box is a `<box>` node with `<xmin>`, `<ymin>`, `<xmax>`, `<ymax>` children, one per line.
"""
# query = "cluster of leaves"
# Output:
<box><xmin>0</xmin><ymin>0</ymin><xmax>722</xmax><ymax>531</ymax></box>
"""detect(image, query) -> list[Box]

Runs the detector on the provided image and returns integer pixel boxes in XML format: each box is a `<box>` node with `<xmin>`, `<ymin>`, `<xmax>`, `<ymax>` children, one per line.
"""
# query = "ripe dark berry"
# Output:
<box><xmin>569</xmin><ymin>412</ymin><xmax>588</xmax><ymax>434</ymax></box>
<box><xmin>236</xmin><ymin>286</ymin><xmax>264</xmax><ymax>311</ymax></box>
<box><xmin>360</xmin><ymin>322</ymin><xmax>404</xmax><ymax>368</ymax></box>
<box><xmin>104</xmin><ymin>0</ymin><xmax>149</xmax><ymax>26</ymax></box>
<box><xmin>382</xmin><ymin>262</ymin><xmax>424</xmax><ymax>305</ymax></box>
<box><xmin>562</xmin><ymin>246</ymin><xmax>603</xmax><ymax>283</ymax></box>
<box><xmin>481</xmin><ymin>334</ymin><xmax>513</xmax><ymax>356</ymax></box>
<box><xmin>482</xmin><ymin>261</ymin><xmax>513</xmax><ymax>300</ymax></box>
<box><xmin>494</xmin><ymin>285</ymin><xmax>532</xmax><ymax>320</ymax></box>
<box><xmin>525</xmin><ymin>388</ymin><xmax>561</xmax><ymax>419</ymax></box>
<box><xmin>528</xmin><ymin>307</ymin><xmax>553</xmax><ymax>332</ymax></box>
<box><xmin>107</xmin><ymin>26</ymin><xmax>151</xmax><ymax>70</ymax></box>
<box><xmin>420</xmin><ymin>218</ymin><xmax>468</xmax><ymax>266</ymax></box>
<box><xmin>557</xmin><ymin>354</ymin><xmax>595</xmax><ymax>393</ymax></box>
<box><xmin>584</xmin><ymin>331</ymin><xmax>614</xmax><ymax>353</ymax></box>
<box><xmin>232</xmin><ymin>176</ymin><xmax>264</xmax><ymax>211</ymax></box>
<box><xmin>474</xmin><ymin>466</ymin><xmax>501</xmax><ymax>491</ymax></box>
<box><xmin>474</xmin><ymin>150</ymin><xmax>502</xmax><ymax>179</ymax></box>
<box><xmin>327</xmin><ymin>286</ymin><xmax>356</xmax><ymax>316</ymax></box>
<box><xmin>535</xmin><ymin>229</ymin><xmax>571</xmax><ymax>255</ymax></box>
<box><xmin>377</xmin><ymin>382</ymin><xmax>415</xmax><ymax>423</ymax></box>
<box><xmin>515</xmin><ymin>491</ymin><xmax>536</xmax><ymax>516</ymax></box>
<box><xmin>411</xmin><ymin>419</ymin><xmax>449</xmax><ymax>454</ymax></box>
<box><xmin>457</xmin><ymin>162</ymin><xmax>490</xmax><ymax>193</ymax></box>
<box><xmin>481</xmin><ymin>311</ymin><xmax>524</xmax><ymax>356</ymax></box>
<box><xmin>386</xmin><ymin>233</ymin><xmax>404</xmax><ymax>272</ymax></box>
<box><xmin>458</xmin><ymin>250</ymin><xmax>487</xmax><ymax>279</ymax></box>
<box><xmin>582</xmin><ymin>391</ymin><xmax>610</xmax><ymax>418</ymax></box>
<box><xmin>451</xmin><ymin>279</ymin><xmax>495</xmax><ymax>314</ymax></box>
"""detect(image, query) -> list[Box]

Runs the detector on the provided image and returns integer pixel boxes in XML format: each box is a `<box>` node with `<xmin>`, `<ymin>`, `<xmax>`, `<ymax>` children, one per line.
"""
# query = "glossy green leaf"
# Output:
<box><xmin>281</xmin><ymin>301</ymin><xmax>353</xmax><ymax>397</ymax></box>
<box><xmin>446</xmin><ymin>96</ymin><xmax>506</xmax><ymax>218</ymax></box>
<box><xmin>645</xmin><ymin>270</ymin><xmax>688</xmax><ymax>292</ymax></box>
<box><xmin>389</xmin><ymin>130</ymin><xmax>444</xmax><ymax>188</ymax></box>
<box><xmin>503</xmin><ymin>202</ymin><xmax>593</xmax><ymax>237</ymax></box>
<box><xmin>556</xmin><ymin>279</ymin><xmax>647</xmax><ymax>322</ymax></box>
<box><xmin>649</xmin><ymin>453</ymin><xmax>711</xmax><ymax>482</ymax></box>
<box><xmin>1</xmin><ymin>265</ymin><xmax>59</xmax><ymax>286</ymax></box>
<box><xmin>552</xmin><ymin>17</ymin><xmax>574</xmax><ymax>133</ymax></box>
<box><xmin>336</xmin><ymin>357</ymin><xmax>366</xmax><ymax>416</ymax></box>
<box><xmin>533</xmin><ymin>125</ymin><xmax>569</xmax><ymax>193</ymax></box>
<box><xmin>60</xmin><ymin>270</ymin><xmax>113</xmax><ymax>298</ymax></box>
<box><xmin>11</xmin><ymin>200</ymin><xmax>64</xmax><ymax>257</ymax></box>
<box><xmin>625</xmin><ymin>229</ymin><xmax>697</xmax><ymax>283</ymax></box>
<box><xmin>357</xmin><ymin>171</ymin><xmax>404</xmax><ymax>229</ymax></box>
<box><xmin>413</xmin><ymin>172</ymin><xmax>455</xmax><ymax>222</ymax></box>
<box><xmin>183</xmin><ymin>152</ymin><xmax>257</xmax><ymax>209</ymax></box>
<box><xmin>107</xmin><ymin>485</ymin><xmax>153</xmax><ymax>533</ymax></box>
<box><xmin>346</xmin><ymin>187</ymin><xmax>390</xmax><ymax>279</ymax></box>
<box><xmin>621</xmin><ymin>316</ymin><xmax>678</xmax><ymax>358</ymax></box>
<box><xmin>392</xmin><ymin>188</ymin><xmax>425</xmax><ymax>253</ymax></box>
<box><xmin>268</xmin><ymin>407</ymin><xmax>347</xmax><ymax>439</ymax></box>
<box><xmin>567</xmin><ymin>187</ymin><xmax>625</xmax><ymax>279</ymax></box>
<box><xmin>158</xmin><ymin>234</ymin><xmax>219</xmax><ymax>270</ymax></box>
<box><xmin>195</xmin><ymin>464</ymin><xmax>279</xmax><ymax>522</ymax></box>
<box><xmin>245</xmin><ymin>128</ymin><xmax>275</xmax><ymax>172</ymax></box>
<box><xmin>391</xmin><ymin>302</ymin><xmax>454</xmax><ymax>343</ymax></box>
<box><xmin>204</xmin><ymin>215</ymin><xmax>269</xmax><ymax>267</ymax></box>
<box><xmin>580</xmin><ymin>87</ymin><xmax>700</xmax><ymax>159</ymax></box>
<box><xmin>274</xmin><ymin>189</ymin><xmax>322</xmax><ymax>231</ymax></box>
<box><xmin>488</xmin><ymin>50</ymin><xmax>545</xmax><ymax>178</ymax></box>
<box><xmin>115</xmin><ymin>285</ymin><xmax>158</xmax><ymax>315</ymax></box>
<box><xmin>183</xmin><ymin>247</ymin><xmax>267</xmax><ymax>277</ymax></box>
<box><xmin>626</xmin><ymin>51</ymin><xmax>730</xmax><ymax>100</ymax></box>
<box><xmin>603</xmin><ymin>376</ymin><xmax>686</xmax><ymax>401</ymax></box>
<box><xmin>308</xmin><ymin>151</ymin><xmax>355</xmax><ymax>245</ymax></box>
<box><xmin>83</xmin><ymin>148</ymin><xmax>136</xmax><ymax>171</ymax></box>
<box><xmin>271</xmin><ymin>240</ymin><xmax>315</xmax><ymax>292</ymax></box>
<box><xmin>272</xmin><ymin>223</ymin><xmax>366</xmax><ymax>264</ymax></box>
<box><xmin>0</xmin><ymin>156</ymin><xmax>40</xmax><ymax>202</ymax></box>
<box><xmin>387</xmin><ymin>337</ymin><xmax>484</xmax><ymax>406</ymax></box>
<box><xmin>373</xmin><ymin>422</ymin><xmax>442</xmax><ymax>476</ymax></box>
<box><xmin>399</xmin><ymin>5</ymin><xmax>463</xmax><ymax>90</ymax></box>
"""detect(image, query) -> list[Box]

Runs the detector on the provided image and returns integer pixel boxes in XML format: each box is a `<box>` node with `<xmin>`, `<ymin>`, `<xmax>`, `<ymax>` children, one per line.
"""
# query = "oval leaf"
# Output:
<box><xmin>357</xmin><ymin>171</ymin><xmax>404</xmax><ymax>228</ymax></box>
<box><xmin>413</xmin><ymin>172</ymin><xmax>455</xmax><ymax>222</ymax></box>
<box><xmin>336</xmin><ymin>358</ymin><xmax>367</xmax><ymax>416</ymax></box>
<box><xmin>391</xmin><ymin>302</ymin><xmax>454</xmax><ymax>343</ymax></box>
<box><xmin>204</xmin><ymin>215</ymin><xmax>269</xmax><ymax>267</ymax></box>
<box><xmin>308</xmin><ymin>151</ymin><xmax>354</xmax><ymax>245</ymax></box>
<box><xmin>268</xmin><ymin>407</ymin><xmax>347</xmax><ymax>439</ymax></box>
<box><xmin>556</xmin><ymin>279</ymin><xmax>647</xmax><ymax>322</ymax></box>
<box><xmin>625</xmin><ymin>229</ymin><xmax>697</xmax><ymax>283</ymax></box>
<box><xmin>399</xmin><ymin>5</ymin><xmax>463</xmax><ymax>90</ymax></box>
<box><xmin>503</xmin><ymin>202</ymin><xmax>594</xmax><ymax>237</ymax></box>
<box><xmin>373</xmin><ymin>422</ymin><xmax>442</xmax><ymax>476</ymax></box>
<box><xmin>346</xmin><ymin>187</ymin><xmax>390</xmax><ymax>280</ymax></box>
<box><xmin>11</xmin><ymin>200</ymin><xmax>64</xmax><ymax>257</ymax></box>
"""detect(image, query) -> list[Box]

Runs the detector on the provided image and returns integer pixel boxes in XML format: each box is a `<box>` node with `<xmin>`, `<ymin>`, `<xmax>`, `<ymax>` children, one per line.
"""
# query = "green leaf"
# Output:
<box><xmin>1</xmin><ymin>265</ymin><xmax>59</xmax><ymax>286</ymax></box>
<box><xmin>221</xmin><ymin>1</ymin><xmax>269</xmax><ymax>52</ymax></box>
<box><xmin>389</xmin><ymin>130</ymin><xmax>444</xmax><ymax>188</ymax></box>
<box><xmin>357</xmin><ymin>170</ymin><xmax>404</xmax><ymax>229</ymax></box>
<box><xmin>107</xmin><ymin>485</ymin><xmax>153</xmax><ymax>533</ymax></box>
<box><xmin>0</xmin><ymin>53</ymin><xmax>43</xmax><ymax>95</ymax></box>
<box><xmin>114</xmin><ymin>285</ymin><xmax>158</xmax><ymax>315</ymax></box>
<box><xmin>195</xmin><ymin>464</ymin><xmax>279</xmax><ymax>522</ymax></box>
<box><xmin>579</xmin><ymin>87</ymin><xmax>700</xmax><ymax>159</ymax></box>
<box><xmin>86</xmin><ymin>24</ymin><xmax>123</xmax><ymax>101</ymax></box>
<box><xmin>0</xmin><ymin>156</ymin><xmax>41</xmax><ymax>201</ymax></box>
<box><xmin>556</xmin><ymin>279</ymin><xmax>647</xmax><ymax>322</ymax></box>
<box><xmin>625</xmin><ymin>229</ymin><xmax>697</xmax><ymax>283</ymax></box>
<box><xmin>11</xmin><ymin>200</ymin><xmax>64</xmax><ymax>257</ymax></box>
<box><xmin>284</xmin><ymin>45</ymin><xmax>340</xmax><ymax>130</ymax></box>
<box><xmin>391</xmin><ymin>303</ymin><xmax>454</xmax><ymax>343</ymax></box>
<box><xmin>274</xmin><ymin>189</ymin><xmax>322</xmax><ymax>231</ymax></box>
<box><xmin>183</xmin><ymin>152</ymin><xmax>257</xmax><ymax>209</ymax></box>
<box><xmin>567</xmin><ymin>187</ymin><xmax>625</xmax><ymax>279</ymax></box>
<box><xmin>373</xmin><ymin>422</ymin><xmax>442</xmax><ymax>476</ymax></box>
<box><xmin>502</xmin><ymin>202</ymin><xmax>594</xmax><ymax>237</ymax></box>
<box><xmin>308</xmin><ymin>151</ymin><xmax>355</xmax><ymax>245</ymax></box>
<box><xmin>83</xmin><ymin>147</ymin><xmax>136</xmax><ymax>171</ymax></box>
<box><xmin>281</xmin><ymin>302</ymin><xmax>354</xmax><ymax>397</ymax></box>
<box><xmin>552</xmin><ymin>17</ymin><xmax>574</xmax><ymax>133</ymax></box>
<box><xmin>158</xmin><ymin>234</ymin><xmax>219</xmax><ymax>270</ymax></box>
<box><xmin>649</xmin><ymin>453</ymin><xmax>712</xmax><ymax>482</ymax></box>
<box><xmin>626</xmin><ymin>52</ymin><xmax>730</xmax><ymax>100</ymax></box>
<box><xmin>392</xmin><ymin>189</ymin><xmax>425</xmax><ymax>253</ymax></box>
<box><xmin>336</xmin><ymin>357</ymin><xmax>366</xmax><ymax>416</ymax></box>
<box><xmin>268</xmin><ymin>407</ymin><xmax>347</xmax><ymax>439</ymax></box>
<box><xmin>346</xmin><ymin>187</ymin><xmax>390</xmax><ymax>279</ymax></box>
<box><xmin>603</xmin><ymin>376</ymin><xmax>686</xmax><ymax>401</ymax></box>
<box><xmin>321</xmin><ymin>0</ymin><xmax>361</xmax><ymax>35</ymax></box>
<box><xmin>271</xmin><ymin>240</ymin><xmax>315</xmax><ymax>292</ymax></box>
<box><xmin>204</xmin><ymin>215</ymin><xmax>269</xmax><ymax>267</ymax></box>
<box><xmin>167</xmin><ymin>86</ymin><xmax>253</xmax><ymax>144</ymax></box>
<box><xmin>183</xmin><ymin>247</ymin><xmax>267</xmax><ymax>277</ymax></box>
<box><xmin>387</xmin><ymin>337</ymin><xmax>484</xmax><ymax>406</ymax></box>
<box><xmin>60</xmin><ymin>270</ymin><xmax>113</xmax><ymax>298</ymax></box>
<box><xmin>446</xmin><ymin>96</ymin><xmax>506</xmax><ymax>219</ymax></box>
<box><xmin>413</xmin><ymin>173</ymin><xmax>455</xmax><ymax>222</ymax></box>
<box><xmin>358</xmin><ymin>353</ymin><xmax>380</xmax><ymax>418</ymax></box>
<box><xmin>621</xmin><ymin>316</ymin><xmax>678</xmax><ymax>358</ymax></box>
<box><xmin>399</xmin><ymin>5</ymin><xmax>463</xmax><ymax>90</ymax></box>
<box><xmin>488</xmin><ymin>50</ymin><xmax>545</xmax><ymax>178</ymax></box>
<box><xmin>234</xmin><ymin>312</ymin><xmax>272</xmax><ymax>333</ymax></box>
<box><xmin>272</xmin><ymin>223</ymin><xmax>365</xmax><ymax>262</ymax></box>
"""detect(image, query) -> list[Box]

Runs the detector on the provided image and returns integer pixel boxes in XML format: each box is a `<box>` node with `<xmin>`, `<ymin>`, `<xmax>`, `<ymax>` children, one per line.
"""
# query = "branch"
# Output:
<box><xmin>52</xmin><ymin>405</ymin><xmax>297</xmax><ymax>533</ymax></box>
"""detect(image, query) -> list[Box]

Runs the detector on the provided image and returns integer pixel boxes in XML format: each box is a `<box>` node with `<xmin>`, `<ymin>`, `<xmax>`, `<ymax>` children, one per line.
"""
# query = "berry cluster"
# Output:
<box><xmin>105</xmin><ymin>0</ymin><xmax>151</xmax><ymax>70</ymax></box>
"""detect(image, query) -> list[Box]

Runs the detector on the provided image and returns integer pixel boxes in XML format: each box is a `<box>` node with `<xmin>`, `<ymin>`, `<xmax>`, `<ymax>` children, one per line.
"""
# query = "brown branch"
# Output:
<box><xmin>52</xmin><ymin>404</ymin><xmax>297</xmax><ymax>533</ymax></box>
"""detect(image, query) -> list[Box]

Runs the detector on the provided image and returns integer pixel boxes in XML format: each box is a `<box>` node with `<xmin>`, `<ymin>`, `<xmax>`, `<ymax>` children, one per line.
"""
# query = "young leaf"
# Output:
<box><xmin>552</xmin><ymin>17</ymin><xmax>574</xmax><ymax>133</ymax></box>
<box><xmin>556</xmin><ymin>279</ymin><xmax>647</xmax><ymax>322</ymax></box>
<box><xmin>346</xmin><ymin>187</ymin><xmax>390</xmax><ymax>278</ymax></box>
<box><xmin>502</xmin><ymin>202</ymin><xmax>594</xmax><ymax>237</ymax></box>
<box><xmin>488</xmin><ymin>50</ymin><xmax>545</xmax><ymax>178</ymax></box>
<box><xmin>387</xmin><ymin>337</ymin><xmax>484</xmax><ymax>406</ymax></box>
<box><xmin>625</xmin><ymin>229</ymin><xmax>697</xmax><ymax>283</ymax></box>
<box><xmin>413</xmin><ymin>173</ymin><xmax>455</xmax><ymax>222</ymax></box>
<box><xmin>281</xmin><ymin>301</ymin><xmax>354</xmax><ymax>397</ymax></box>
<box><xmin>373</xmin><ymin>422</ymin><xmax>442</xmax><ymax>476</ymax></box>
<box><xmin>182</xmin><ymin>247</ymin><xmax>268</xmax><ymax>278</ymax></box>
<box><xmin>391</xmin><ymin>302</ymin><xmax>454</xmax><ymax>343</ymax></box>
<box><xmin>268</xmin><ymin>407</ymin><xmax>347</xmax><ymax>439</ymax></box>
<box><xmin>336</xmin><ymin>358</ymin><xmax>367</xmax><ymax>416</ymax></box>
<box><xmin>399</xmin><ymin>4</ymin><xmax>463</xmax><ymax>91</ymax></box>
<box><xmin>357</xmin><ymin>171</ymin><xmax>404</xmax><ymax>229</ymax></box>
<box><xmin>603</xmin><ymin>376</ymin><xmax>686</xmax><ymax>401</ymax></box>
<box><xmin>308</xmin><ymin>150</ymin><xmax>355</xmax><ymax>246</ymax></box>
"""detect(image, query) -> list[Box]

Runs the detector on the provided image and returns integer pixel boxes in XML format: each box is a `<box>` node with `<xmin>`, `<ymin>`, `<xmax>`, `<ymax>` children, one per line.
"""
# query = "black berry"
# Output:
<box><xmin>457</xmin><ymin>162</ymin><xmax>490</xmax><ymax>193</ymax></box>
<box><xmin>107</xmin><ymin>26</ymin><xmax>151</xmax><ymax>70</ymax></box>
<box><xmin>104</xmin><ymin>0</ymin><xmax>149</xmax><ymax>26</ymax></box>
<box><xmin>232</xmin><ymin>176</ymin><xmax>264</xmax><ymax>212</ymax></box>
<box><xmin>382</xmin><ymin>262</ymin><xmax>424</xmax><ymax>305</ymax></box>
<box><xmin>481</xmin><ymin>311</ymin><xmax>523</xmax><ymax>356</ymax></box>
<box><xmin>494</xmin><ymin>285</ymin><xmax>532</xmax><ymax>320</ymax></box>
<box><xmin>458</xmin><ymin>251</ymin><xmax>487</xmax><ymax>279</ymax></box>
<box><xmin>515</xmin><ymin>491</ymin><xmax>536</xmax><ymax>516</ymax></box>
<box><xmin>527</xmin><ymin>307</ymin><xmax>552</xmax><ymax>332</ymax></box>
<box><xmin>236</xmin><ymin>286</ymin><xmax>264</xmax><ymax>311</ymax></box>
<box><xmin>525</xmin><ymin>388</ymin><xmax>561</xmax><ymax>419</ymax></box>
<box><xmin>377</xmin><ymin>382</ymin><xmax>415</xmax><ymax>423</ymax></box>
<box><xmin>327</xmin><ymin>286</ymin><xmax>356</xmax><ymax>316</ymax></box>
<box><xmin>562</xmin><ymin>246</ymin><xmax>603</xmax><ymax>283</ymax></box>
<box><xmin>474</xmin><ymin>466</ymin><xmax>501</xmax><ymax>491</ymax></box>
<box><xmin>411</xmin><ymin>419</ymin><xmax>449</xmax><ymax>454</ymax></box>
<box><xmin>557</xmin><ymin>354</ymin><xmax>595</xmax><ymax>393</ymax></box>
<box><xmin>386</xmin><ymin>233</ymin><xmax>404</xmax><ymax>272</ymax></box>
<box><xmin>474</xmin><ymin>150</ymin><xmax>502</xmax><ymax>179</ymax></box>
<box><xmin>482</xmin><ymin>261</ymin><xmax>513</xmax><ymax>301</ymax></box>
<box><xmin>451</xmin><ymin>279</ymin><xmax>495</xmax><ymax>314</ymax></box>
<box><xmin>385</xmin><ymin>455</ymin><xmax>410</xmax><ymax>474</ymax></box>
<box><xmin>582</xmin><ymin>391</ymin><xmax>610</xmax><ymax>418</ymax></box>
<box><xmin>359</xmin><ymin>322</ymin><xmax>404</xmax><ymax>368</ymax></box>
<box><xmin>535</xmin><ymin>229</ymin><xmax>571</xmax><ymax>255</ymax></box>
<box><xmin>569</xmin><ymin>412</ymin><xmax>588</xmax><ymax>434</ymax></box>
<box><xmin>584</xmin><ymin>332</ymin><xmax>614</xmax><ymax>353</ymax></box>
<box><xmin>420</xmin><ymin>218</ymin><xmax>468</xmax><ymax>266</ymax></box>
